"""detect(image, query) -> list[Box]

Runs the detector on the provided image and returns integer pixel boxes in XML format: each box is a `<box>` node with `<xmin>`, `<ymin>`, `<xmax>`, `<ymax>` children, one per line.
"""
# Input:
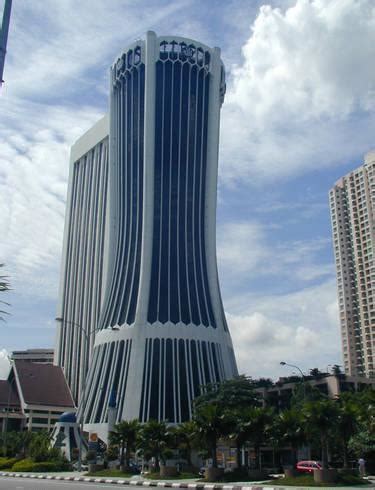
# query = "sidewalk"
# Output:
<box><xmin>0</xmin><ymin>471</ymin><xmax>374</xmax><ymax>489</ymax></box>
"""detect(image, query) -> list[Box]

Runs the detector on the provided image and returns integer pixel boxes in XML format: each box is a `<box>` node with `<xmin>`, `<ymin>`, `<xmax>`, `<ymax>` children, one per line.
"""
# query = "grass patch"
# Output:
<box><xmin>85</xmin><ymin>469</ymin><xmax>135</xmax><ymax>477</ymax></box>
<box><xmin>272</xmin><ymin>473</ymin><xmax>370</xmax><ymax>486</ymax></box>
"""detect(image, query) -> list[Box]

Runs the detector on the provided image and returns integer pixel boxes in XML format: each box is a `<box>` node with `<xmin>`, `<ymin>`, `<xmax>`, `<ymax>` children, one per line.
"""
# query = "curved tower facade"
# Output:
<box><xmin>81</xmin><ymin>32</ymin><xmax>237</xmax><ymax>436</ymax></box>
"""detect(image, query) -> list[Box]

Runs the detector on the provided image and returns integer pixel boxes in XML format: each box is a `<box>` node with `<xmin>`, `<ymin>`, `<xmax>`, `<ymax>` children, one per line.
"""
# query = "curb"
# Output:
<box><xmin>0</xmin><ymin>472</ymin><xmax>255</xmax><ymax>489</ymax></box>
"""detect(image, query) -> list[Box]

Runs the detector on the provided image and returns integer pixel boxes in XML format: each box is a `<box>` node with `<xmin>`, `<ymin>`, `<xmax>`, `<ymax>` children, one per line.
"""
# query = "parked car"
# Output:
<box><xmin>296</xmin><ymin>460</ymin><xmax>322</xmax><ymax>473</ymax></box>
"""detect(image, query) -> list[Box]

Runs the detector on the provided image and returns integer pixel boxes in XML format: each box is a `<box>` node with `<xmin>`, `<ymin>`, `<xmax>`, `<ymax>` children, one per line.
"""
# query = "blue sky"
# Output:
<box><xmin>1</xmin><ymin>0</ymin><xmax>374</xmax><ymax>379</ymax></box>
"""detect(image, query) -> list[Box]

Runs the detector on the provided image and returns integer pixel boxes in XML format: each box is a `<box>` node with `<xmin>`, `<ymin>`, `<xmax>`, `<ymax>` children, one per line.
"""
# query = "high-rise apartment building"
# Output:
<box><xmin>56</xmin><ymin>32</ymin><xmax>238</xmax><ymax>437</ymax></box>
<box><xmin>329</xmin><ymin>150</ymin><xmax>375</xmax><ymax>378</ymax></box>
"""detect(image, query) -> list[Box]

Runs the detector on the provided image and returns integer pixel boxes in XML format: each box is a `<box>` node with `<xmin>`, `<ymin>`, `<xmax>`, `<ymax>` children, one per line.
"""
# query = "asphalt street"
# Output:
<box><xmin>0</xmin><ymin>477</ymin><xmax>132</xmax><ymax>489</ymax></box>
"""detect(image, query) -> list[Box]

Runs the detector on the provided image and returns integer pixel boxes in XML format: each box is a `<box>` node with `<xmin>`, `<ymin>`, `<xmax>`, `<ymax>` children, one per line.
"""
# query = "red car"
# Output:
<box><xmin>296</xmin><ymin>460</ymin><xmax>323</xmax><ymax>473</ymax></box>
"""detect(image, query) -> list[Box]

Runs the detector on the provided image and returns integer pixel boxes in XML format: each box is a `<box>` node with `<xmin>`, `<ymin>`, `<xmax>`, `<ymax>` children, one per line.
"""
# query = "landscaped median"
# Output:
<box><xmin>0</xmin><ymin>456</ymin><xmax>69</xmax><ymax>472</ymax></box>
<box><xmin>0</xmin><ymin>472</ymin><xmax>246</xmax><ymax>488</ymax></box>
<box><xmin>0</xmin><ymin>470</ymin><xmax>373</xmax><ymax>488</ymax></box>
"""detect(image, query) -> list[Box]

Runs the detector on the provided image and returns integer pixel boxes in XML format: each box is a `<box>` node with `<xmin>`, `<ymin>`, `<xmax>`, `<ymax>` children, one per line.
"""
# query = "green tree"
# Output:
<box><xmin>173</xmin><ymin>420</ymin><xmax>199</xmax><ymax>467</ymax></box>
<box><xmin>290</xmin><ymin>382</ymin><xmax>324</xmax><ymax>409</ymax></box>
<box><xmin>1</xmin><ymin>430</ymin><xmax>37</xmax><ymax>458</ymax></box>
<box><xmin>302</xmin><ymin>399</ymin><xmax>339</xmax><ymax>468</ymax></box>
<box><xmin>252</xmin><ymin>378</ymin><xmax>275</xmax><ymax>389</ymax></box>
<box><xmin>237</xmin><ymin>407</ymin><xmax>273</xmax><ymax>470</ymax></box>
<box><xmin>273</xmin><ymin>408</ymin><xmax>305</xmax><ymax>465</ymax></box>
<box><xmin>193</xmin><ymin>402</ymin><xmax>234</xmax><ymax>468</ymax></box>
<box><xmin>0</xmin><ymin>264</ymin><xmax>10</xmax><ymax>321</ymax></box>
<box><xmin>336</xmin><ymin>393</ymin><xmax>360</xmax><ymax>468</ymax></box>
<box><xmin>331</xmin><ymin>364</ymin><xmax>343</xmax><ymax>376</ymax></box>
<box><xmin>357</xmin><ymin>389</ymin><xmax>375</xmax><ymax>438</ymax></box>
<box><xmin>309</xmin><ymin>368</ymin><xmax>324</xmax><ymax>379</ymax></box>
<box><xmin>348</xmin><ymin>389</ymin><xmax>375</xmax><ymax>460</ymax></box>
<box><xmin>194</xmin><ymin>375</ymin><xmax>259</xmax><ymax>411</ymax></box>
<box><xmin>193</xmin><ymin>376</ymin><xmax>259</xmax><ymax>469</ymax></box>
<box><xmin>109</xmin><ymin>419</ymin><xmax>140</xmax><ymax>470</ymax></box>
<box><xmin>28</xmin><ymin>431</ymin><xmax>62</xmax><ymax>462</ymax></box>
<box><xmin>228</xmin><ymin>406</ymin><xmax>273</xmax><ymax>469</ymax></box>
<box><xmin>136</xmin><ymin>420</ymin><xmax>172</xmax><ymax>470</ymax></box>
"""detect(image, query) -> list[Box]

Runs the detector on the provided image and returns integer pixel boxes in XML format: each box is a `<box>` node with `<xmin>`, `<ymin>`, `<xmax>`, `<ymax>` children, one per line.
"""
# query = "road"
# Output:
<box><xmin>0</xmin><ymin>477</ymin><xmax>134</xmax><ymax>489</ymax></box>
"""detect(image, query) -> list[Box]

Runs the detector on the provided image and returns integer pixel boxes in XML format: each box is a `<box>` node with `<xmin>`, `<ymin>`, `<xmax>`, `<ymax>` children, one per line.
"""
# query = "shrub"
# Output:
<box><xmin>28</xmin><ymin>432</ymin><xmax>62</xmax><ymax>462</ymax></box>
<box><xmin>0</xmin><ymin>457</ymin><xmax>18</xmax><ymax>470</ymax></box>
<box><xmin>11</xmin><ymin>459</ymin><xmax>70</xmax><ymax>472</ymax></box>
<box><xmin>11</xmin><ymin>459</ymin><xmax>35</xmax><ymax>472</ymax></box>
<box><xmin>31</xmin><ymin>461</ymin><xmax>70</xmax><ymax>472</ymax></box>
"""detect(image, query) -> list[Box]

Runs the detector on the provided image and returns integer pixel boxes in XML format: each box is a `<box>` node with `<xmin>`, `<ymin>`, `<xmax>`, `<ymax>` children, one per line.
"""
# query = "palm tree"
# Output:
<box><xmin>109</xmin><ymin>419</ymin><xmax>140</xmax><ymax>471</ymax></box>
<box><xmin>228</xmin><ymin>406</ymin><xmax>272</xmax><ymax>469</ymax></box>
<box><xmin>273</xmin><ymin>408</ymin><xmax>305</xmax><ymax>465</ymax></box>
<box><xmin>136</xmin><ymin>420</ymin><xmax>172</xmax><ymax>470</ymax></box>
<box><xmin>331</xmin><ymin>364</ymin><xmax>343</xmax><ymax>376</ymax></box>
<box><xmin>193</xmin><ymin>403</ymin><xmax>234</xmax><ymax>468</ymax></box>
<box><xmin>302</xmin><ymin>399</ymin><xmax>339</xmax><ymax>469</ymax></box>
<box><xmin>349</xmin><ymin>389</ymin><xmax>375</xmax><ymax>461</ymax></box>
<box><xmin>336</xmin><ymin>393</ymin><xmax>360</xmax><ymax>468</ymax></box>
<box><xmin>238</xmin><ymin>407</ymin><xmax>273</xmax><ymax>470</ymax></box>
<box><xmin>309</xmin><ymin>368</ymin><xmax>324</xmax><ymax>379</ymax></box>
<box><xmin>174</xmin><ymin>420</ymin><xmax>198</xmax><ymax>467</ymax></box>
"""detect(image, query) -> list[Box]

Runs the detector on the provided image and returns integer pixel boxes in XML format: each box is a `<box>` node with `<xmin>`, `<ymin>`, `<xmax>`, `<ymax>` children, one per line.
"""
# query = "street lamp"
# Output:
<box><xmin>280</xmin><ymin>361</ymin><xmax>306</xmax><ymax>399</ymax></box>
<box><xmin>55</xmin><ymin>316</ymin><xmax>97</xmax><ymax>407</ymax></box>
<box><xmin>55</xmin><ymin>317</ymin><xmax>119</xmax><ymax>472</ymax></box>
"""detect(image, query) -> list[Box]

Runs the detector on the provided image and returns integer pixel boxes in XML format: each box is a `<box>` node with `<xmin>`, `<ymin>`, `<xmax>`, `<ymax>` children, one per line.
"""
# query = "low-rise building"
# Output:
<box><xmin>256</xmin><ymin>373</ymin><xmax>375</xmax><ymax>410</ymax></box>
<box><xmin>11</xmin><ymin>348</ymin><xmax>54</xmax><ymax>364</ymax></box>
<box><xmin>0</xmin><ymin>360</ymin><xmax>75</xmax><ymax>433</ymax></box>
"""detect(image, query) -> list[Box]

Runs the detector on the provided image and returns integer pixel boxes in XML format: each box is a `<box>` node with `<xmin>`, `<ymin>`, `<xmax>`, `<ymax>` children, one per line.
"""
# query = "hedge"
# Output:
<box><xmin>11</xmin><ymin>459</ymin><xmax>69</xmax><ymax>472</ymax></box>
<box><xmin>0</xmin><ymin>457</ymin><xmax>18</xmax><ymax>470</ymax></box>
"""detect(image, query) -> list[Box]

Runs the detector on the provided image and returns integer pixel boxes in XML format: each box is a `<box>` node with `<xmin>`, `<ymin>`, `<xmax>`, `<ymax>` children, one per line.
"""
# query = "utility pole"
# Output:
<box><xmin>0</xmin><ymin>0</ymin><xmax>12</xmax><ymax>87</ymax></box>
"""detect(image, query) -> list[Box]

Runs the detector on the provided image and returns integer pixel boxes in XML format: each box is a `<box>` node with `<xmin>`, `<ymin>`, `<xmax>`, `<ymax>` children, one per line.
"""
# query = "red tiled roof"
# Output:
<box><xmin>14</xmin><ymin>360</ymin><xmax>75</xmax><ymax>408</ymax></box>
<box><xmin>0</xmin><ymin>379</ymin><xmax>20</xmax><ymax>409</ymax></box>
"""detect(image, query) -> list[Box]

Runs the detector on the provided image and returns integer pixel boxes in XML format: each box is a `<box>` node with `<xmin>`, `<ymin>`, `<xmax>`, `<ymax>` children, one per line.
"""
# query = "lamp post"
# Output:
<box><xmin>280</xmin><ymin>361</ymin><xmax>306</xmax><ymax>399</ymax></box>
<box><xmin>55</xmin><ymin>317</ymin><xmax>118</xmax><ymax>472</ymax></box>
<box><xmin>55</xmin><ymin>317</ymin><xmax>97</xmax><ymax>472</ymax></box>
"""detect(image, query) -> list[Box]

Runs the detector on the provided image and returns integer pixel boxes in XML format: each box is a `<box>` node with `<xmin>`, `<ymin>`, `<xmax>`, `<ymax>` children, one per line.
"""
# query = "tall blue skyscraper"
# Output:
<box><xmin>57</xmin><ymin>32</ymin><xmax>238</xmax><ymax>440</ymax></box>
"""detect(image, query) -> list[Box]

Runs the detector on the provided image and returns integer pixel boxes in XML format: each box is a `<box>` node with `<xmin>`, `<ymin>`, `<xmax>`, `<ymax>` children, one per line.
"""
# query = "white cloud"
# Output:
<box><xmin>0</xmin><ymin>349</ymin><xmax>10</xmax><ymax>380</ymax></box>
<box><xmin>0</xmin><ymin>97</ymin><xmax>102</xmax><ymax>296</ymax></box>
<box><xmin>220</xmin><ymin>0</ymin><xmax>375</xmax><ymax>183</ymax></box>
<box><xmin>218</xmin><ymin>221</ymin><xmax>333</xmax><ymax>283</ymax></box>
<box><xmin>218</xmin><ymin>222</ymin><xmax>268</xmax><ymax>274</ymax></box>
<box><xmin>227</xmin><ymin>279</ymin><xmax>341</xmax><ymax>379</ymax></box>
<box><xmin>5</xmin><ymin>0</ymin><xmax>189</xmax><ymax>100</ymax></box>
